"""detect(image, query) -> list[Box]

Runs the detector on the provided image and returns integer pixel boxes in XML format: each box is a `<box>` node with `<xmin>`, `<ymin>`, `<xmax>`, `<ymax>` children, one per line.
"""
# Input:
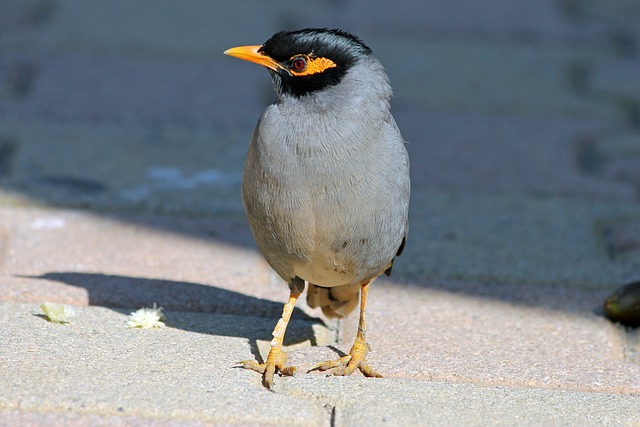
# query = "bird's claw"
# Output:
<box><xmin>238</xmin><ymin>346</ymin><xmax>296</xmax><ymax>390</ymax></box>
<box><xmin>308</xmin><ymin>355</ymin><xmax>351</xmax><ymax>374</ymax></box>
<box><xmin>308</xmin><ymin>339</ymin><xmax>382</xmax><ymax>378</ymax></box>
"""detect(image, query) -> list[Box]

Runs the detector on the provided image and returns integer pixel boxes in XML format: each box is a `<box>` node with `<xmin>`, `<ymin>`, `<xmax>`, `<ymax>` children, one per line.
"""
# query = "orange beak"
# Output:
<box><xmin>223</xmin><ymin>45</ymin><xmax>283</xmax><ymax>72</ymax></box>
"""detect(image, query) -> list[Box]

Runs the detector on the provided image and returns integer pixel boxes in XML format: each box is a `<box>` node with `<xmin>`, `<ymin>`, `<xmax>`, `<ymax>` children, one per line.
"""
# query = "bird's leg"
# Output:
<box><xmin>309</xmin><ymin>281</ymin><xmax>382</xmax><ymax>378</ymax></box>
<box><xmin>239</xmin><ymin>289</ymin><xmax>300</xmax><ymax>390</ymax></box>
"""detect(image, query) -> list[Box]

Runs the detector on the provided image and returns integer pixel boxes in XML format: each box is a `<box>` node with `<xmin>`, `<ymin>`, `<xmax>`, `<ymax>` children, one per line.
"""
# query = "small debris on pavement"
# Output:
<box><xmin>126</xmin><ymin>304</ymin><xmax>166</xmax><ymax>329</ymax></box>
<box><xmin>39</xmin><ymin>302</ymin><xmax>77</xmax><ymax>324</ymax></box>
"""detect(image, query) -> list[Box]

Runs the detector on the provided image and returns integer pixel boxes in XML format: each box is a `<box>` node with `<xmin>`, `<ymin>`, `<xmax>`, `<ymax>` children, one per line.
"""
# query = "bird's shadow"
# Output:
<box><xmin>29</xmin><ymin>272</ymin><xmax>322</xmax><ymax>362</ymax></box>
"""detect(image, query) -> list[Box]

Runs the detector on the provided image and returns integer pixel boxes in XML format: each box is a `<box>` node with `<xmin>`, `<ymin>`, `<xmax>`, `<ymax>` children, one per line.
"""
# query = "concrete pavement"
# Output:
<box><xmin>1</xmin><ymin>0</ymin><xmax>640</xmax><ymax>425</ymax></box>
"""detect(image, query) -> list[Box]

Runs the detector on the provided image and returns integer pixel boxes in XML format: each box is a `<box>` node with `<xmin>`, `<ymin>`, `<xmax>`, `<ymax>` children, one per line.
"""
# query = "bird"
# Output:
<box><xmin>224</xmin><ymin>28</ymin><xmax>410</xmax><ymax>390</ymax></box>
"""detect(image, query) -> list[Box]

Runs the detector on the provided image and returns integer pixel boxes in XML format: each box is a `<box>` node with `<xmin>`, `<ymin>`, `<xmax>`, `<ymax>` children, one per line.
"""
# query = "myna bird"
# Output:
<box><xmin>224</xmin><ymin>28</ymin><xmax>410</xmax><ymax>390</ymax></box>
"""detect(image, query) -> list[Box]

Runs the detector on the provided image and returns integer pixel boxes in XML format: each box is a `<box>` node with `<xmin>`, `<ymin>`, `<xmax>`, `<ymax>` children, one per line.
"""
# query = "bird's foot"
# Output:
<box><xmin>308</xmin><ymin>337</ymin><xmax>382</xmax><ymax>378</ymax></box>
<box><xmin>238</xmin><ymin>346</ymin><xmax>296</xmax><ymax>390</ymax></box>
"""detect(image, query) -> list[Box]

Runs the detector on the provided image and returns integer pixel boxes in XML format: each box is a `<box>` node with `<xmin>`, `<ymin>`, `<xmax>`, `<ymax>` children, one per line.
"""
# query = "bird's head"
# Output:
<box><xmin>224</xmin><ymin>28</ymin><xmax>374</xmax><ymax>99</ymax></box>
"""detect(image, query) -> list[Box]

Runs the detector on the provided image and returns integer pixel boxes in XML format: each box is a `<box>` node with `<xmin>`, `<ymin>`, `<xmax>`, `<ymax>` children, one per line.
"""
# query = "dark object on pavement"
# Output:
<box><xmin>604</xmin><ymin>281</ymin><xmax>640</xmax><ymax>328</ymax></box>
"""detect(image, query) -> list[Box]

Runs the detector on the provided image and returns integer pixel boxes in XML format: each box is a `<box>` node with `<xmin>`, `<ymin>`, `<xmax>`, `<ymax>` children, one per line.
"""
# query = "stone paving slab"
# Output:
<box><xmin>377</xmin><ymin>38</ymin><xmax>623</xmax><ymax>119</ymax></box>
<box><xmin>0</xmin><ymin>411</ymin><xmax>216</xmax><ymax>427</ymax></box>
<box><xmin>0</xmin><ymin>120</ymin><xmax>247</xmax><ymax>214</ymax></box>
<box><xmin>336</xmin><ymin>282</ymin><xmax>640</xmax><ymax>395</ymax></box>
<box><xmin>332</xmin><ymin>0</ymin><xmax>578</xmax><ymax>41</ymax></box>
<box><xmin>0</xmin><ymin>302</ymin><xmax>332</xmax><ymax>427</ymax></box>
<box><xmin>0</xmin><ymin>206</ymin><xmax>276</xmax><ymax>310</ymax></box>
<box><xmin>398</xmin><ymin>189</ymin><xmax>640</xmax><ymax>288</ymax></box>
<box><xmin>587</xmin><ymin>131</ymin><xmax>640</xmax><ymax>191</ymax></box>
<box><xmin>2</xmin><ymin>301</ymin><xmax>639</xmax><ymax>427</ymax></box>
<box><xmin>0</xmin><ymin>54</ymin><xmax>269</xmax><ymax>129</ymax></box>
<box><xmin>574</xmin><ymin>0</ymin><xmax>640</xmax><ymax>24</ymax></box>
<box><xmin>591</xmin><ymin>59</ymin><xmax>640</xmax><ymax>101</ymax></box>
<box><xmin>0</xmin><ymin>0</ymin><xmax>333</xmax><ymax>58</ymax></box>
<box><xmin>336</xmin><ymin>0</ymin><xmax>640</xmax><ymax>56</ymax></box>
<box><xmin>395</xmin><ymin>110</ymin><xmax>633</xmax><ymax>199</ymax></box>
<box><xmin>280</xmin><ymin>377</ymin><xmax>640</xmax><ymax>427</ymax></box>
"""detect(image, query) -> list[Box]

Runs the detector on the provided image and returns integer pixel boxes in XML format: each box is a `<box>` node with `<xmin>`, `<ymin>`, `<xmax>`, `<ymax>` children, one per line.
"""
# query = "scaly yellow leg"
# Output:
<box><xmin>309</xmin><ymin>281</ymin><xmax>382</xmax><ymax>378</ymax></box>
<box><xmin>239</xmin><ymin>289</ymin><xmax>300</xmax><ymax>390</ymax></box>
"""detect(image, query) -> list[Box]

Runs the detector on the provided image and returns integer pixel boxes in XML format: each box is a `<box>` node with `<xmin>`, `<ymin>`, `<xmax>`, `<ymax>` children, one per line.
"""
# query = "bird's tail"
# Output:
<box><xmin>307</xmin><ymin>283</ymin><xmax>360</xmax><ymax>318</ymax></box>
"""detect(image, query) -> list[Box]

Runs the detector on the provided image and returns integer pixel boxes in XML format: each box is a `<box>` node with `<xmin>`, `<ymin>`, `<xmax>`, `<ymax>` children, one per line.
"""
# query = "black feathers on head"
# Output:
<box><xmin>259</xmin><ymin>28</ymin><xmax>373</xmax><ymax>98</ymax></box>
<box><xmin>260</xmin><ymin>28</ymin><xmax>371</xmax><ymax>64</ymax></box>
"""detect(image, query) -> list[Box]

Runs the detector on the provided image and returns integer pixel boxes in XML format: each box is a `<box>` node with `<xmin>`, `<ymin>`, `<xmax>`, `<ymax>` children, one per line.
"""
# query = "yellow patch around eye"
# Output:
<box><xmin>292</xmin><ymin>56</ymin><xmax>337</xmax><ymax>76</ymax></box>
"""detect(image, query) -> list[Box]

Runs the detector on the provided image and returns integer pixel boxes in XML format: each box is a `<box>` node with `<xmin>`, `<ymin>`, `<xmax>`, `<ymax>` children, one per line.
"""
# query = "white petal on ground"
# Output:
<box><xmin>126</xmin><ymin>304</ymin><xmax>166</xmax><ymax>329</ymax></box>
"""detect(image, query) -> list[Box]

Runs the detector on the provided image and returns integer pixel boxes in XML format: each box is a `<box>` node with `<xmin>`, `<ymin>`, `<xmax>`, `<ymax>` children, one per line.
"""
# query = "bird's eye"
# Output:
<box><xmin>291</xmin><ymin>56</ymin><xmax>307</xmax><ymax>72</ymax></box>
